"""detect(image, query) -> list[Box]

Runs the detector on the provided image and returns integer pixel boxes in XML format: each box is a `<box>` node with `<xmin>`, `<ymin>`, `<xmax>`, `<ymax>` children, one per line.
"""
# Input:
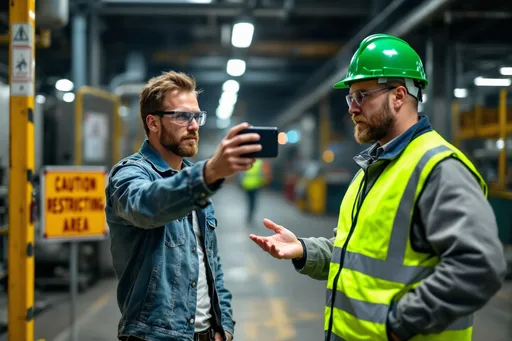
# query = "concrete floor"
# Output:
<box><xmin>2</xmin><ymin>184</ymin><xmax>510</xmax><ymax>341</ymax></box>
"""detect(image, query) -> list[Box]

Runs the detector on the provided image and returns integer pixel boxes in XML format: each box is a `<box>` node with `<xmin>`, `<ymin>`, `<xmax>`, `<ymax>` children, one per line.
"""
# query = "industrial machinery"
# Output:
<box><xmin>35</xmin><ymin>86</ymin><xmax>124</xmax><ymax>290</ymax></box>
<box><xmin>0</xmin><ymin>79</ymin><xmax>132</xmax><ymax>294</ymax></box>
<box><xmin>452</xmin><ymin>90</ymin><xmax>512</xmax><ymax>278</ymax></box>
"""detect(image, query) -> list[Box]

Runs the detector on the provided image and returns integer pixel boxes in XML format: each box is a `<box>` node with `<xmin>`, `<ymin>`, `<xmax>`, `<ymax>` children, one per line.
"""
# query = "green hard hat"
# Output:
<box><xmin>333</xmin><ymin>34</ymin><xmax>428</xmax><ymax>90</ymax></box>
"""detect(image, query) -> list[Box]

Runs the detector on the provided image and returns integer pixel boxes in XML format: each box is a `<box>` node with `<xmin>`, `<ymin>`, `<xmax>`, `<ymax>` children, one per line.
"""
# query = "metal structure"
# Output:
<box><xmin>75</xmin><ymin>86</ymin><xmax>121</xmax><ymax>168</ymax></box>
<box><xmin>35</xmin><ymin>85</ymin><xmax>120</xmax><ymax>291</ymax></box>
<box><xmin>8</xmin><ymin>0</ymin><xmax>36</xmax><ymax>340</ymax></box>
<box><xmin>451</xmin><ymin>89</ymin><xmax>512</xmax><ymax>263</ymax></box>
<box><xmin>452</xmin><ymin>89</ymin><xmax>511</xmax><ymax>195</ymax></box>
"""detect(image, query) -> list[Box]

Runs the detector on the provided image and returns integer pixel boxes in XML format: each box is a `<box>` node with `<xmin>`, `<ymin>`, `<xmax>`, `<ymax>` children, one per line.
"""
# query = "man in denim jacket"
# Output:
<box><xmin>105</xmin><ymin>71</ymin><xmax>262</xmax><ymax>341</ymax></box>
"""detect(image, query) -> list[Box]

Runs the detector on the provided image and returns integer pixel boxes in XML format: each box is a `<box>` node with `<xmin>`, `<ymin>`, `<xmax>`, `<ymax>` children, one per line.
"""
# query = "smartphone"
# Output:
<box><xmin>237</xmin><ymin>126</ymin><xmax>279</xmax><ymax>158</ymax></box>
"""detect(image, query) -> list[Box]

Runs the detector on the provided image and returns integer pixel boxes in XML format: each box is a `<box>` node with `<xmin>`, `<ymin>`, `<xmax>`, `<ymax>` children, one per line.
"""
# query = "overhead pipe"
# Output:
<box><xmin>72</xmin><ymin>13</ymin><xmax>87</xmax><ymax>90</ymax></box>
<box><xmin>388</xmin><ymin>0</ymin><xmax>455</xmax><ymax>37</ymax></box>
<box><xmin>274</xmin><ymin>0</ymin><xmax>455</xmax><ymax>127</ymax></box>
<box><xmin>308</xmin><ymin>0</ymin><xmax>408</xmax><ymax>93</ymax></box>
<box><xmin>108</xmin><ymin>51</ymin><xmax>147</xmax><ymax>93</ymax></box>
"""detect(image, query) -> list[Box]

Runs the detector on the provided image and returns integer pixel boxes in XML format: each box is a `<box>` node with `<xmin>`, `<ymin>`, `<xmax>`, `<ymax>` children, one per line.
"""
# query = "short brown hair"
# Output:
<box><xmin>139</xmin><ymin>71</ymin><xmax>202</xmax><ymax>135</ymax></box>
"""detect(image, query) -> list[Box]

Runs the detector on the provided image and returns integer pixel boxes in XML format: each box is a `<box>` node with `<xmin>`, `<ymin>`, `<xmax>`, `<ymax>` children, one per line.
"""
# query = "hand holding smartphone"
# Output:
<box><xmin>236</xmin><ymin>126</ymin><xmax>279</xmax><ymax>158</ymax></box>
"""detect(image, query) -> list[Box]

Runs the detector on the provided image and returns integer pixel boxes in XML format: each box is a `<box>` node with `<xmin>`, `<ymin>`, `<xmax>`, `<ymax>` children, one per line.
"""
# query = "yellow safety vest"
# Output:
<box><xmin>241</xmin><ymin>159</ymin><xmax>266</xmax><ymax>190</ymax></box>
<box><xmin>325</xmin><ymin>130</ymin><xmax>487</xmax><ymax>341</ymax></box>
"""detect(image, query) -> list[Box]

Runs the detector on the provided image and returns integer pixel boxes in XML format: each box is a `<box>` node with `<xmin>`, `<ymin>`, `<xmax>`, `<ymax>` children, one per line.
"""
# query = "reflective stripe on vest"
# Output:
<box><xmin>325</xmin><ymin>130</ymin><xmax>487</xmax><ymax>341</ymax></box>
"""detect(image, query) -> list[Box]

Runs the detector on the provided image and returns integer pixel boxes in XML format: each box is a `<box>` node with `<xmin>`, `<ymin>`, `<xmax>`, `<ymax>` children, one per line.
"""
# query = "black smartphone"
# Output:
<box><xmin>237</xmin><ymin>126</ymin><xmax>279</xmax><ymax>158</ymax></box>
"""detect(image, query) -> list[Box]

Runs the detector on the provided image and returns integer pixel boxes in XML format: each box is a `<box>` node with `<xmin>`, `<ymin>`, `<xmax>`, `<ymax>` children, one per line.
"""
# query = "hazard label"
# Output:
<box><xmin>40</xmin><ymin>166</ymin><xmax>109</xmax><ymax>242</ymax></box>
<box><xmin>12</xmin><ymin>47</ymin><xmax>30</xmax><ymax>80</ymax></box>
<box><xmin>11</xmin><ymin>23</ymin><xmax>33</xmax><ymax>96</ymax></box>
<box><xmin>11</xmin><ymin>23</ymin><xmax>33</xmax><ymax>47</ymax></box>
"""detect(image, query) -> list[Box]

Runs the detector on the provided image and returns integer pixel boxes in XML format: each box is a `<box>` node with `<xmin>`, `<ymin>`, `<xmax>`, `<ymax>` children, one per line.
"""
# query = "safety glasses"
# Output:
<box><xmin>345</xmin><ymin>86</ymin><xmax>396</xmax><ymax>107</ymax></box>
<box><xmin>151</xmin><ymin>111</ymin><xmax>207</xmax><ymax>127</ymax></box>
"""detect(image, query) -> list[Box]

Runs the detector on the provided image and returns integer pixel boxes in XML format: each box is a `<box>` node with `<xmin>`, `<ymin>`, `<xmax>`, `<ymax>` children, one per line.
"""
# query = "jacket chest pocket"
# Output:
<box><xmin>204</xmin><ymin>215</ymin><xmax>217</xmax><ymax>252</ymax></box>
<box><xmin>165</xmin><ymin>218</ymin><xmax>186</xmax><ymax>248</ymax></box>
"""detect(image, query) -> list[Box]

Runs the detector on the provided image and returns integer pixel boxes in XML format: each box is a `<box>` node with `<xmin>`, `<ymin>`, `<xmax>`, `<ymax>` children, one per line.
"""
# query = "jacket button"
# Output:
<box><xmin>192</xmin><ymin>281</ymin><xmax>196</xmax><ymax>287</ymax></box>
<box><xmin>189</xmin><ymin>318</ymin><xmax>194</xmax><ymax>324</ymax></box>
<box><xmin>192</xmin><ymin>246</ymin><xmax>196</xmax><ymax>252</ymax></box>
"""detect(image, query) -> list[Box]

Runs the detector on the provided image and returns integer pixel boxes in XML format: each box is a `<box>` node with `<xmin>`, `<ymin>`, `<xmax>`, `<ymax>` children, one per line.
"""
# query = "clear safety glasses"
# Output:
<box><xmin>345</xmin><ymin>86</ymin><xmax>396</xmax><ymax>107</ymax></box>
<box><xmin>152</xmin><ymin>111</ymin><xmax>207</xmax><ymax>127</ymax></box>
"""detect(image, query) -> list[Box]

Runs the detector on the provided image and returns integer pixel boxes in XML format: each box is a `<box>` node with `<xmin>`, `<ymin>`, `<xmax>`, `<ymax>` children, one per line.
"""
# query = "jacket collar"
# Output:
<box><xmin>139</xmin><ymin>139</ymin><xmax>193</xmax><ymax>175</ymax></box>
<box><xmin>354</xmin><ymin>114</ymin><xmax>433</xmax><ymax>168</ymax></box>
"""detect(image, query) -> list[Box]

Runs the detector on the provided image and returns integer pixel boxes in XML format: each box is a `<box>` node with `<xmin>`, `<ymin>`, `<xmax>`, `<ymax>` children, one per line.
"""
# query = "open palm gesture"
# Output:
<box><xmin>249</xmin><ymin>218</ymin><xmax>304</xmax><ymax>259</ymax></box>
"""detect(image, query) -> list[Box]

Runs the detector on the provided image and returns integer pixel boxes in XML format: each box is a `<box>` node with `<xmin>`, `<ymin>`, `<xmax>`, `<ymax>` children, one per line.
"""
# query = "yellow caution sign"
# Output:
<box><xmin>40</xmin><ymin>166</ymin><xmax>108</xmax><ymax>241</ymax></box>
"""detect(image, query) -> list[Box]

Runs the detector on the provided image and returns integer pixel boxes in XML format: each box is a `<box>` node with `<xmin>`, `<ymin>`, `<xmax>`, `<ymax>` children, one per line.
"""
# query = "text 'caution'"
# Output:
<box><xmin>41</xmin><ymin>167</ymin><xmax>108</xmax><ymax>241</ymax></box>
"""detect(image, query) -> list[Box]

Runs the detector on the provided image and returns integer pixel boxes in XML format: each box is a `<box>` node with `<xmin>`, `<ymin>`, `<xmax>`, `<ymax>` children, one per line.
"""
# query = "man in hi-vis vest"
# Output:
<box><xmin>249</xmin><ymin>34</ymin><xmax>507</xmax><ymax>341</ymax></box>
<box><xmin>240</xmin><ymin>159</ymin><xmax>272</xmax><ymax>224</ymax></box>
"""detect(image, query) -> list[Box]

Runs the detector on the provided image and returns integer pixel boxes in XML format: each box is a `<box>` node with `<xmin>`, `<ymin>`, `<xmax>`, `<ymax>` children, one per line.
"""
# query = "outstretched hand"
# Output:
<box><xmin>249</xmin><ymin>218</ymin><xmax>304</xmax><ymax>260</ymax></box>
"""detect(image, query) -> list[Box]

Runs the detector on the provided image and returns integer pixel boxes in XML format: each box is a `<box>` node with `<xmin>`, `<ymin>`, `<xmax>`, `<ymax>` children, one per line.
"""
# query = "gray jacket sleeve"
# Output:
<box><xmin>291</xmin><ymin>229</ymin><xmax>336</xmax><ymax>281</ymax></box>
<box><xmin>388</xmin><ymin>158</ymin><xmax>508</xmax><ymax>340</ymax></box>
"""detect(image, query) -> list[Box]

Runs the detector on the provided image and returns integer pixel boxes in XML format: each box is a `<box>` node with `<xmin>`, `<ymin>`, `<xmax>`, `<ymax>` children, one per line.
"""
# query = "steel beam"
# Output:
<box><xmin>151</xmin><ymin>41</ymin><xmax>342</xmax><ymax>62</ymax></box>
<box><xmin>113</xmin><ymin>70</ymin><xmax>307</xmax><ymax>97</ymax></box>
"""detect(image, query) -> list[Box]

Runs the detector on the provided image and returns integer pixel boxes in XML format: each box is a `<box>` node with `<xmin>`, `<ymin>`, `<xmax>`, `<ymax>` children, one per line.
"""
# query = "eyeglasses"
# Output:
<box><xmin>345</xmin><ymin>86</ymin><xmax>396</xmax><ymax>107</ymax></box>
<box><xmin>151</xmin><ymin>111</ymin><xmax>207</xmax><ymax>127</ymax></box>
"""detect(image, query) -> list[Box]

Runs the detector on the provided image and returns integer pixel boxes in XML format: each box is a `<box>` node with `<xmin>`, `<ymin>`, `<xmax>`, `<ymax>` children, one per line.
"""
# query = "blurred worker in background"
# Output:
<box><xmin>239</xmin><ymin>158</ymin><xmax>272</xmax><ymax>224</ymax></box>
<box><xmin>105</xmin><ymin>71</ymin><xmax>262</xmax><ymax>341</ymax></box>
<box><xmin>250</xmin><ymin>34</ymin><xmax>507</xmax><ymax>341</ymax></box>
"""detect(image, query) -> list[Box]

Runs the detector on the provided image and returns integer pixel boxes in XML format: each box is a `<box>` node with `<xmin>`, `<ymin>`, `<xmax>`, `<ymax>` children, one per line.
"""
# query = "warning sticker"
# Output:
<box><xmin>10</xmin><ymin>23</ymin><xmax>33</xmax><ymax>96</ymax></box>
<box><xmin>12</xmin><ymin>47</ymin><xmax>31</xmax><ymax>81</ymax></box>
<box><xmin>12</xmin><ymin>23</ymin><xmax>32</xmax><ymax>46</ymax></box>
<box><xmin>40</xmin><ymin>166</ymin><xmax>109</xmax><ymax>242</ymax></box>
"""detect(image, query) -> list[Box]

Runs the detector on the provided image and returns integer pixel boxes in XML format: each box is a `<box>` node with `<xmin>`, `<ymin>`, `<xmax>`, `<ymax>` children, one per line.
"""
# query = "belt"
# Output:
<box><xmin>194</xmin><ymin>327</ymin><xmax>215</xmax><ymax>341</ymax></box>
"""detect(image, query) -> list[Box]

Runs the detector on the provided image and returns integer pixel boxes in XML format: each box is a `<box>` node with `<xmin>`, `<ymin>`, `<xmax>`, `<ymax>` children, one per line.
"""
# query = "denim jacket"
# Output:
<box><xmin>105</xmin><ymin>139</ymin><xmax>235</xmax><ymax>341</ymax></box>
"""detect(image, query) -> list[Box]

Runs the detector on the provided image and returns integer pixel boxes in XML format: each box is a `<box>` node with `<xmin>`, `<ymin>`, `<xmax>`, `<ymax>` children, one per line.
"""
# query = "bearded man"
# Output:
<box><xmin>106</xmin><ymin>71</ymin><xmax>262</xmax><ymax>341</ymax></box>
<box><xmin>249</xmin><ymin>34</ymin><xmax>507</xmax><ymax>341</ymax></box>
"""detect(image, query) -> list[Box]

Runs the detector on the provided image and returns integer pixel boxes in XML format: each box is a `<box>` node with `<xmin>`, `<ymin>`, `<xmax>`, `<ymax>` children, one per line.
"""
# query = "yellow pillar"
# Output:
<box><xmin>8</xmin><ymin>0</ymin><xmax>36</xmax><ymax>341</ymax></box>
